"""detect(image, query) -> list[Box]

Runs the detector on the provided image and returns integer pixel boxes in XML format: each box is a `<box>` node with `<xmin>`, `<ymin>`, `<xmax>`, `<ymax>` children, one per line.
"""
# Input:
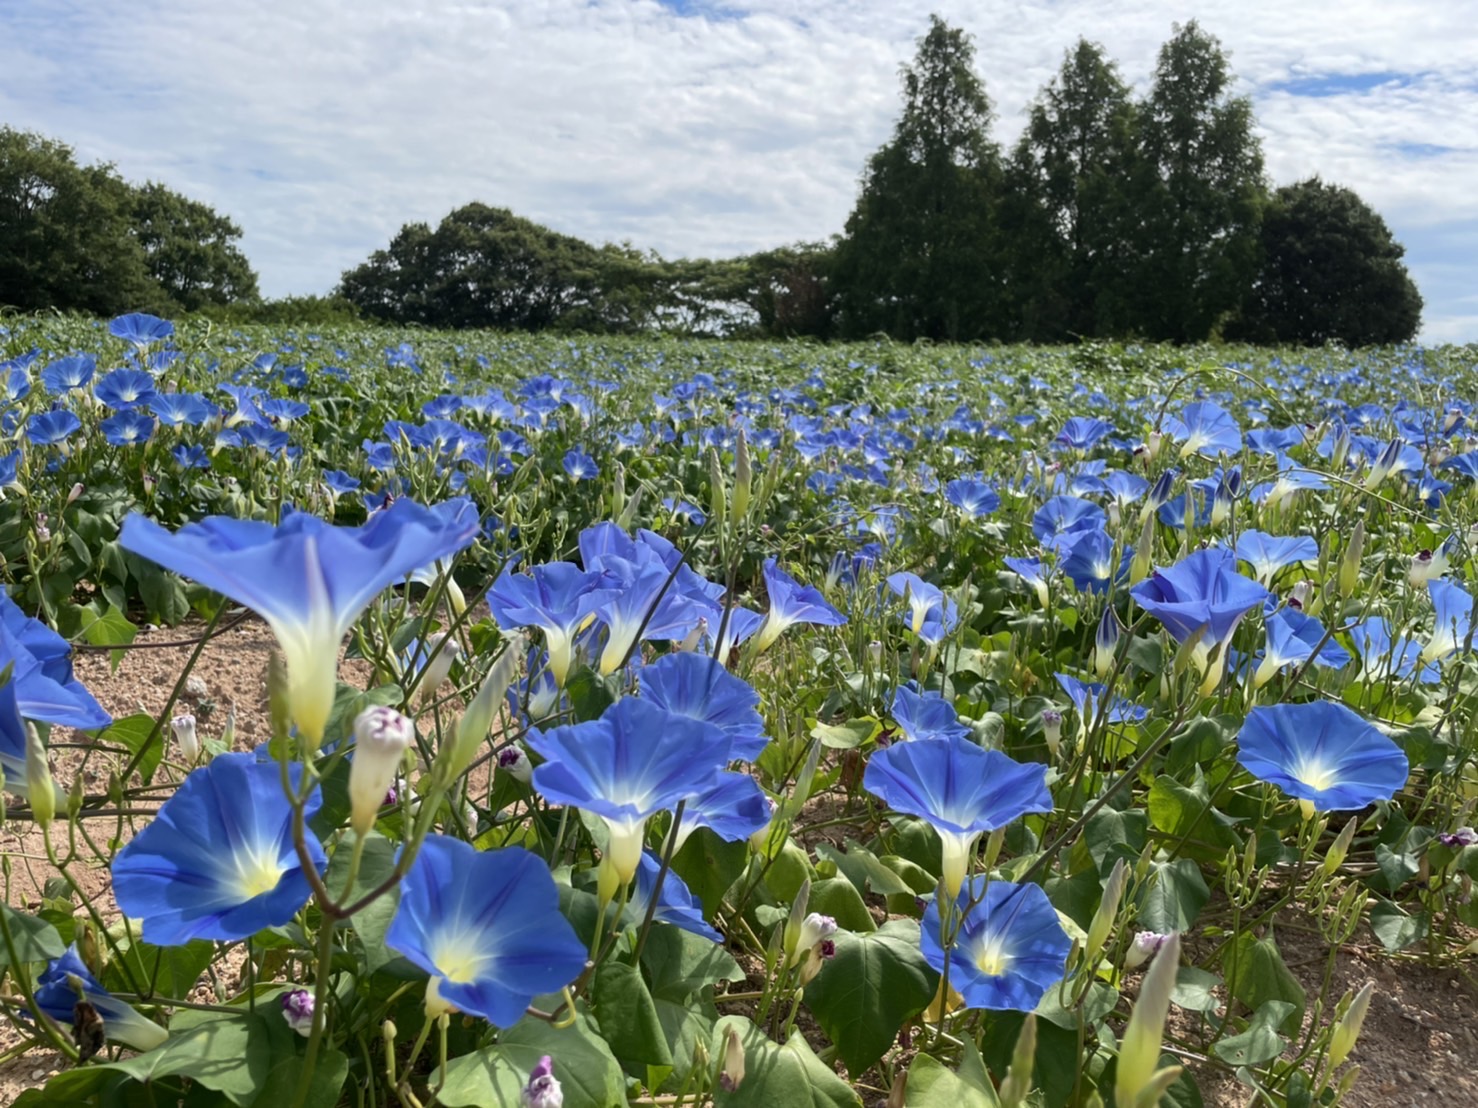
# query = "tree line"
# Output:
<box><xmin>0</xmin><ymin>17</ymin><xmax>1423</xmax><ymax>345</ymax></box>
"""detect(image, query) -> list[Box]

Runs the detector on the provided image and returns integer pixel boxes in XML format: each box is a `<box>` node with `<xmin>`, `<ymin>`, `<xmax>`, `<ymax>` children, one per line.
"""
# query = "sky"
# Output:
<box><xmin>3</xmin><ymin>0</ymin><xmax>1477</xmax><ymax>342</ymax></box>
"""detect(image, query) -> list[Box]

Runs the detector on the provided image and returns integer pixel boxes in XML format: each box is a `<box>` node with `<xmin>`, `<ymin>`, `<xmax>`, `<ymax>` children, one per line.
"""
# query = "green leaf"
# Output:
<box><xmin>653</xmin><ymin>997</ymin><xmax>716</xmax><ymax>1092</ymax></box>
<box><xmin>1136</xmin><ymin>857</ymin><xmax>1210</xmax><ymax>932</ymax></box>
<box><xmin>103</xmin><ymin>938</ymin><xmax>212</xmax><ymax>1000</ymax></box>
<box><xmin>437</xmin><ymin>1009</ymin><xmax>625</xmax><ymax>1108</ymax></box>
<box><xmin>1213</xmin><ymin>999</ymin><xmax>1296</xmax><ymax>1067</ymax></box>
<box><xmin>248</xmin><ymin>1009</ymin><xmax>348</xmax><ymax>1108</ymax></box>
<box><xmin>670</xmin><ymin>828</ymin><xmax>749</xmax><ymax>919</ymax></box>
<box><xmin>128</xmin><ymin>554</ymin><xmax>191</xmax><ymax>626</ymax></box>
<box><xmin>811</xmin><ymin>716</ymin><xmax>881</xmax><ymax>750</ymax></box>
<box><xmin>815</xmin><ymin>840</ymin><xmax>914</xmax><ymax>897</ymax></box>
<box><xmin>1373</xmin><ymin>844</ymin><xmax>1420</xmax><ymax>893</ymax></box>
<box><xmin>1147</xmin><ymin>771</ymin><xmax>1240</xmax><ymax>861</ymax></box>
<box><xmin>1171</xmin><ymin>966</ymin><xmax>1223</xmax><ymax>1013</ymax></box>
<box><xmin>0</xmin><ymin>905</ymin><xmax>65</xmax><ymax>966</ymax></box>
<box><xmin>639</xmin><ymin>921</ymin><xmax>742</xmax><ymax>1002</ymax></box>
<box><xmin>79</xmin><ymin>602</ymin><xmax>137</xmax><ymax>673</ymax></box>
<box><xmin>334</xmin><ymin>831</ymin><xmax>400</xmax><ymax>973</ymax></box>
<box><xmin>1223</xmin><ymin>932</ymin><xmax>1305</xmax><ymax>1035</ymax></box>
<box><xmin>1369</xmin><ymin>899</ymin><xmax>1428</xmax><ymax>952</ymax></box>
<box><xmin>710</xmin><ymin>1016</ymin><xmax>861</xmax><ymax>1107</ymax></box>
<box><xmin>1083</xmin><ymin>807</ymin><xmax>1147</xmax><ymax>876</ymax></box>
<box><xmin>593</xmin><ymin>959</ymin><xmax>674</xmax><ymax>1070</ymax></box>
<box><xmin>904</xmin><ymin>1052</ymin><xmax>999</xmax><ymax>1107</ymax></box>
<box><xmin>808</xmin><ymin>877</ymin><xmax>876</xmax><ymax>933</ymax></box>
<box><xmin>567</xmin><ymin>666</ymin><xmax>616</xmax><ymax>722</ymax></box>
<box><xmin>94</xmin><ymin>713</ymin><xmax>164</xmax><ymax>785</ymax></box>
<box><xmin>803</xmin><ymin>920</ymin><xmax>938</xmax><ymax>1077</ymax></box>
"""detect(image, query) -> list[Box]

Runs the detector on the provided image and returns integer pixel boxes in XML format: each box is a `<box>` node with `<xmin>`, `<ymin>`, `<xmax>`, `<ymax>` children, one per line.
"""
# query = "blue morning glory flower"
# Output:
<box><xmin>1131</xmin><ymin>548</ymin><xmax>1271</xmax><ymax>692</ymax></box>
<box><xmin>528</xmin><ymin>698</ymin><xmax>730</xmax><ymax>886</ymax></box>
<box><xmin>1003</xmin><ymin>556</ymin><xmax>1050</xmax><ymax>607</ymax></box>
<box><xmin>1103</xmin><ymin>470</ymin><xmax>1149</xmax><ymax>507</ymax></box>
<box><xmin>1055</xmin><ymin>416</ymin><xmax>1113</xmax><ymax>451</ymax></box>
<box><xmin>886</xmin><ymin>572</ymin><xmax>959</xmax><ymax>645</ymax></box>
<box><xmin>109</xmin><ymin>312</ymin><xmax>175</xmax><ymax>346</ymax></box>
<box><xmin>563</xmin><ymin>449</ymin><xmax>599</xmax><ymax>481</ymax></box>
<box><xmin>0</xmin><ymin>681</ymin><xmax>33</xmax><ymax>797</ymax></box>
<box><xmin>386</xmin><ymin>836</ymin><xmax>586</xmax><ymax>1024</ymax></box>
<box><xmin>625</xmin><ymin>850</ymin><xmax>722</xmax><ymax>943</ymax></box>
<box><xmin>258</xmin><ymin>397</ymin><xmax>310</xmax><ymax>423</ymax></box>
<box><xmin>920</xmin><ymin>878</ymin><xmax>1071</xmax><ymax>1011</ymax></box>
<box><xmin>1350</xmin><ymin>618</ymin><xmax>1440</xmax><ymax>684</ymax></box>
<box><xmin>1164</xmin><ymin>400</ymin><xmax>1241</xmax><ymax>458</ymax></box>
<box><xmin>119</xmin><ymin>498</ymin><xmax>479</xmax><ymax>748</ymax></box>
<box><xmin>31</xmin><ymin>943</ymin><xmax>168</xmax><ymax>1052</ymax></box>
<box><xmin>1</xmin><ymin>588</ymin><xmax>111</xmax><ymax>730</ymax></box>
<box><xmin>151</xmin><ymin>392</ymin><xmax>214</xmax><ymax>427</ymax></box>
<box><xmin>1235</xmin><ymin>531</ymin><xmax>1318</xmax><ymax>586</ymax></box>
<box><xmin>25</xmin><ymin>410</ymin><xmax>82</xmax><ymax>448</ymax></box>
<box><xmin>1423</xmin><ymin>578</ymin><xmax>1473</xmax><ymax>663</ymax></box>
<box><xmin>111</xmin><ymin>752</ymin><xmax>327</xmax><ymax>944</ymax></box>
<box><xmin>488</xmin><ymin>561</ymin><xmax>606</xmax><ymax>687</ymax></box>
<box><xmin>673</xmin><ymin>771</ymin><xmax>772</xmax><ymax>850</ymax></box>
<box><xmin>101</xmin><ymin>409</ymin><xmax>155</xmax><ymax>447</ymax></box>
<box><xmin>1054</xmin><ymin>673</ymin><xmax>1146</xmax><ymax>729</ymax></box>
<box><xmin>4</xmin><ymin>366</ymin><xmax>29</xmax><ymax>403</ymax></box>
<box><xmin>1032</xmin><ymin>495</ymin><xmax>1105</xmax><ymax>549</ymax></box>
<box><xmin>752</xmin><ymin>558</ymin><xmax>847</xmax><ymax>653</ymax></box>
<box><xmin>94</xmin><ymin>368</ymin><xmax>157</xmax><ymax>410</ymax></box>
<box><xmin>637</xmin><ymin>651</ymin><xmax>768</xmax><ymax>762</ymax></box>
<box><xmin>40</xmin><ymin>354</ymin><xmax>95</xmax><ymax>394</ymax></box>
<box><xmin>170</xmin><ymin>444</ymin><xmax>210</xmax><ymax>470</ymax></box>
<box><xmin>865</xmin><ymin>735</ymin><xmax>1052</xmax><ymax>896</ymax></box>
<box><xmin>1248</xmin><ymin>604</ymin><xmax>1351</xmax><ymax>688</ymax></box>
<box><xmin>1057</xmin><ymin>529</ymin><xmax>1129</xmax><ymax>595</ymax></box>
<box><xmin>1236</xmin><ymin>701</ymin><xmax>1408</xmax><ymax>811</ymax></box>
<box><xmin>889</xmin><ymin>684</ymin><xmax>971</xmax><ymax>743</ymax></box>
<box><xmin>0</xmin><ymin>451</ymin><xmax>18</xmax><ymax>493</ymax></box>
<box><xmin>322</xmin><ymin>469</ymin><xmax>361</xmax><ymax>496</ymax></box>
<box><xmin>944</xmin><ymin>479</ymin><xmax>1001</xmax><ymax>518</ymax></box>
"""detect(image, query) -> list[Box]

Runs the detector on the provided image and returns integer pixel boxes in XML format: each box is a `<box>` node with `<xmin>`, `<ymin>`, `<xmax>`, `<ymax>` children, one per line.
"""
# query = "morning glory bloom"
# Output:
<box><xmin>25</xmin><ymin>409</ymin><xmax>82</xmax><ymax>448</ymax></box>
<box><xmin>1</xmin><ymin>588</ymin><xmax>111</xmax><ymax>730</ymax></box>
<box><xmin>119</xmin><ymin>498</ymin><xmax>479</xmax><ymax>749</ymax></box>
<box><xmin>1422</xmin><ymin>578</ymin><xmax>1473</xmax><ymax>663</ymax></box>
<box><xmin>151</xmin><ymin>392</ymin><xmax>214</xmax><ymax>427</ymax></box>
<box><xmin>885</xmin><ymin>572</ymin><xmax>958</xmax><ymax>645</ymax></box>
<box><xmin>1249</xmin><ymin>604</ymin><xmax>1352</xmax><ymax>689</ymax></box>
<box><xmin>1054</xmin><ymin>673</ymin><xmax>1147</xmax><ymax>732</ymax></box>
<box><xmin>1235</xmin><ymin>531</ymin><xmax>1318</xmax><ymax>586</ymax></box>
<box><xmin>1003</xmin><ymin>556</ymin><xmax>1050</xmax><ymax>608</ymax></box>
<box><xmin>563</xmin><ymin>449</ymin><xmax>599</xmax><ymax>481</ymax></box>
<box><xmin>171</xmin><ymin>444</ymin><xmax>210</xmax><ymax>469</ymax></box>
<box><xmin>920</xmin><ymin>878</ymin><xmax>1072</xmax><ymax>1011</ymax></box>
<box><xmin>109</xmin><ymin>312</ymin><xmax>175</xmax><ymax>346</ymax></box>
<box><xmin>94</xmin><ymin>368</ymin><xmax>157</xmax><ymax>410</ymax></box>
<box><xmin>31</xmin><ymin>944</ymin><xmax>168</xmax><ymax>1053</ymax></box>
<box><xmin>1057</xmin><ymin>528</ymin><xmax>1129</xmax><ymax>595</ymax></box>
<box><xmin>625</xmin><ymin>850</ymin><xmax>723</xmax><ymax>943</ymax></box>
<box><xmin>111</xmin><ymin>753</ymin><xmax>328</xmax><ymax>944</ymax></box>
<box><xmin>101</xmin><ymin>409</ymin><xmax>155</xmax><ymax>446</ymax></box>
<box><xmin>1350</xmin><ymin>618</ymin><xmax>1440</xmax><ymax>685</ymax></box>
<box><xmin>1131</xmin><ymin>548</ymin><xmax>1271</xmax><ymax>693</ymax></box>
<box><xmin>752</xmin><ymin>558</ymin><xmax>847</xmax><ymax>653</ymax></box>
<box><xmin>487</xmin><ymin>561</ymin><xmax>606</xmax><ymax>687</ymax></box>
<box><xmin>889</xmin><ymin>684</ymin><xmax>971</xmax><ymax>743</ymax></box>
<box><xmin>1164</xmin><ymin>400</ymin><xmax>1242</xmax><ymax>458</ymax></box>
<box><xmin>528</xmin><ymin>697</ymin><xmax>730</xmax><ymax>889</ymax></box>
<box><xmin>589</xmin><ymin>562</ymin><xmax>673</xmax><ymax>675</ymax></box>
<box><xmin>322</xmin><ymin>469</ymin><xmax>361</xmax><ymax>496</ymax></box>
<box><xmin>1236</xmin><ymin>702</ymin><xmax>1409</xmax><ymax>811</ymax></box>
<box><xmin>386</xmin><ymin>836</ymin><xmax>586</xmax><ymax>1025</ymax></box>
<box><xmin>637</xmin><ymin>651</ymin><xmax>768</xmax><ymax>761</ymax></box>
<box><xmin>0</xmin><ymin>682</ymin><xmax>33</xmax><ymax>797</ymax></box>
<box><xmin>864</xmin><ymin>735</ymin><xmax>1052</xmax><ymax>896</ymax></box>
<box><xmin>0</xmin><ymin>451</ymin><xmax>18</xmax><ymax>494</ymax></box>
<box><xmin>944</xmin><ymin>478</ymin><xmax>1001</xmax><ymax>518</ymax></box>
<box><xmin>40</xmin><ymin>354</ymin><xmax>95</xmax><ymax>394</ymax></box>
<box><xmin>1032</xmin><ymin>495</ymin><xmax>1105</xmax><ymax>549</ymax></box>
<box><xmin>1055</xmin><ymin>416</ymin><xmax>1113</xmax><ymax>451</ymax></box>
<box><xmin>672</xmin><ymin>772</ymin><xmax>773</xmax><ymax>852</ymax></box>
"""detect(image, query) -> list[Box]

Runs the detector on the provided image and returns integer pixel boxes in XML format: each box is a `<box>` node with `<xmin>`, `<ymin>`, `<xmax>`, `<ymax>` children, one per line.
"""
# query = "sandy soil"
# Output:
<box><xmin>3</xmin><ymin>619</ymin><xmax>1477</xmax><ymax>1105</ymax></box>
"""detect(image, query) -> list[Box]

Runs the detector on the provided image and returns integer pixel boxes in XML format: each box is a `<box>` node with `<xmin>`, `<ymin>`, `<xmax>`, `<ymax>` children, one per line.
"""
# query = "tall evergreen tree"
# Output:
<box><xmin>1125</xmin><ymin>22</ymin><xmax>1265</xmax><ymax>341</ymax></box>
<box><xmin>832</xmin><ymin>15</ymin><xmax>1002</xmax><ymax>341</ymax></box>
<box><xmin>1004</xmin><ymin>39</ymin><xmax>1137</xmax><ymax>340</ymax></box>
<box><xmin>1232</xmin><ymin>178</ymin><xmax>1422</xmax><ymax>346</ymax></box>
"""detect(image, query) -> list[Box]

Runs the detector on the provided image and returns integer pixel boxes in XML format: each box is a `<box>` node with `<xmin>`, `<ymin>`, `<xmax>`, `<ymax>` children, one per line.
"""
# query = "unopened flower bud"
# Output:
<box><xmin>1338</xmin><ymin>520</ymin><xmax>1365</xmax><ymax>597</ymax></box>
<box><xmin>522</xmin><ymin>1054</ymin><xmax>562</xmax><ymax>1108</ymax></box>
<box><xmin>719</xmin><ymin>1025</ymin><xmax>745</xmax><ymax>1091</ymax></box>
<box><xmin>1124</xmin><ymin>930</ymin><xmax>1173</xmax><ymax>970</ymax></box>
<box><xmin>1324</xmin><ymin>816</ymin><xmax>1358</xmax><ymax>875</ymax></box>
<box><xmin>443</xmin><ymin>634</ymin><xmax>525</xmax><ymax>781</ymax></box>
<box><xmin>348</xmin><ymin>706</ymin><xmax>414</xmax><ymax>835</ymax></box>
<box><xmin>1041</xmin><ymin>709</ymin><xmax>1063</xmax><ymax>759</ymax></box>
<box><xmin>281</xmin><ymin>989</ymin><xmax>315</xmax><ymax>1037</ymax></box>
<box><xmin>1086</xmin><ymin>859</ymin><xmax>1127</xmax><ymax>966</ymax></box>
<box><xmin>1409</xmin><ymin>547</ymin><xmax>1450</xmax><ymax>587</ymax></box>
<box><xmin>1328</xmin><ymin>981</ymin><xmax>1373</xmax><ymax>1071</ymax></box>
<box><xmin>677</xmin><ymin>618</ymin><xmax>707</xmax><ymax>653</ymax></box>
<box><xmin>788</xmin><ymin>912</ymin><xmax>837</xmax><ymax>968</ymax></box>
<box><xmin>25</xmin><ymin>724</ymin><xmax>55</xmax><ymax>828</ymax></box>
<box><xmin>1093</xmin><ymin>607</ymin><xmax>1121</xmax><ymax>680</ymax></box>
<box><xmin>172</xmin><ymin>714</ymin><xmax>200</xmax><ymax>764</ymax></box>
<box><xmin>1437</xmin><ymin>826</ymin><xmax>1478</xmax><ymax>848</ymax></box>
<box><xmin>67</xmin><ymin>483</ymin><xmax>84</xmax><ymax>505</ymax></box>
<box><xmin>497</xmin><ymin>745</ymin><xmax>533</xmax><ymax>784</ymax></box>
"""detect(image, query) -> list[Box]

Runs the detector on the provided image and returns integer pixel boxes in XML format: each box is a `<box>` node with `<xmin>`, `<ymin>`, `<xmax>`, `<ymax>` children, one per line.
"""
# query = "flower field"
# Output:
<box><xmin>2</xmin><ymin>314</ymin><xmax>1477</xmax><ymax>1107</ymax></box>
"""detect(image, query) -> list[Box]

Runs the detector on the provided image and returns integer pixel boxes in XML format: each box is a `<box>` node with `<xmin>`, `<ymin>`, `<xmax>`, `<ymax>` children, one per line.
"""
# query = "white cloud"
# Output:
<box><xmin>1</xmin><ymin>0</ymin><xmax>1474</xmax><ymax>340</ymax></box>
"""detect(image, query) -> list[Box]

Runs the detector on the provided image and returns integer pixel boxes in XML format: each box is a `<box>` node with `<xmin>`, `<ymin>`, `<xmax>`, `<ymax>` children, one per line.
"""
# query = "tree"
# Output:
<box><xmin>0</xmin><ymin>127</ymin><xmax>154</xmax><ymax>314</ymax></box>
<box><xmin>1124</xmin><ymin>22</ymin><xmax>1265</xmax><ymax>341</ymax></box>
<box><xmin>832</xmin><ymin>15</ymin><xmax>1003</xmax><ymax>341</ymax></box>
<box><xmin>1003</xmin><ymin>39</ymin><xmax>1138</xmax><ymax>340</ymax></box>
<box><xmin>129</xmin><ymin>181</ymin><xmax>259</xmax><ymax>310</ymax></box>
<box><xmin>1231</xmin><ymin>178</ymin><xmax>1422</xmax><ymax>346</ymax></box>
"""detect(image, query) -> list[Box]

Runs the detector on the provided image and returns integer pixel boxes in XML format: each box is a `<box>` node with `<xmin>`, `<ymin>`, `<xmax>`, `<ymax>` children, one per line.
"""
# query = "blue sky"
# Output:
<box><xmin>3</xmin><ymin>1</ymin><xmax>1475</xmax><ymax>342</ymax></box>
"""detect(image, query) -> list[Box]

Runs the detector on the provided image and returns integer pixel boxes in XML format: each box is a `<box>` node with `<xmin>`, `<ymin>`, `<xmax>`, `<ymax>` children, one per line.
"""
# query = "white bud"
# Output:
<box><xmin>497</xmin><ymin>745</ymin><xmax>533</xmax><ymax>784</ymax></box>
<box><xmin>348</xmin><ymin>707</ymin><xmax>415</xmax><ymax>835</ymax></box>
<box><xmin>171</xmin><ymin>714</ymin><xmax>200</xmax><ymax>764</ymax></box>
